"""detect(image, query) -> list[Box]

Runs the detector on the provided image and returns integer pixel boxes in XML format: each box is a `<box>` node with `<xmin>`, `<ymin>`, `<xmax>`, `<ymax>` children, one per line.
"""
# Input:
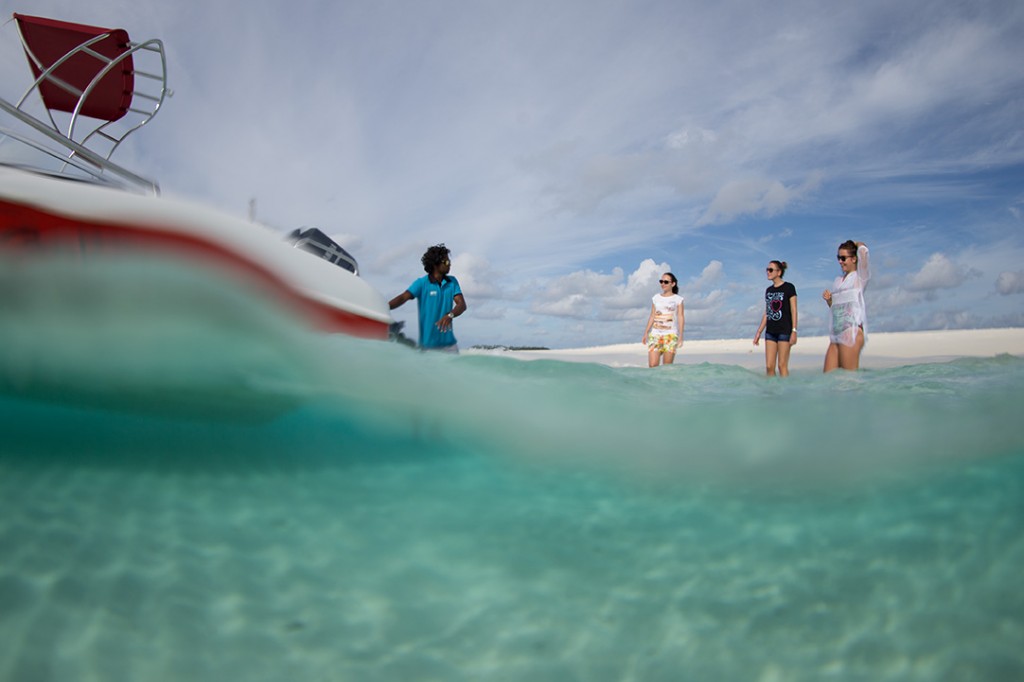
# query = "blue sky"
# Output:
<box><xmin>3</xmin><ymin>0</ymin><xmax>1023</xmax><ymax>348</ymax></box>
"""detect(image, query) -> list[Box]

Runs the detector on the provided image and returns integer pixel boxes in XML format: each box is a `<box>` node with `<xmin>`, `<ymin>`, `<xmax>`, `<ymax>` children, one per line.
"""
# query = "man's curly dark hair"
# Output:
<box><xmin>421</xmin><ymin>244</ymin><xmax>451</xmax><ymax>273</ymax></box>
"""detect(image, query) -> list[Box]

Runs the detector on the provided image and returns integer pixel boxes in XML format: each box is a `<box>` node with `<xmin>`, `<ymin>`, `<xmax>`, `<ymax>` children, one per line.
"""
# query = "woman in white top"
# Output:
<box><xmin>642</xmin><ymin>272</ymin><xmax>685</xmax><ymax>367</ymax></box>
<box><xmin>822</xmin><ymin>240</ymin><xmax>870</xmax><ymax>372</ymax></box>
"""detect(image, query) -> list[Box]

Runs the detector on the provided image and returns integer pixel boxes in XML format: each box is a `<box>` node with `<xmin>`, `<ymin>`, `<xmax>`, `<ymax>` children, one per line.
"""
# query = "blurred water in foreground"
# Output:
<box><xmin>1</xmin><ymin>254</ymin><xmax>1022</xmax><ymax>681</ymax></box>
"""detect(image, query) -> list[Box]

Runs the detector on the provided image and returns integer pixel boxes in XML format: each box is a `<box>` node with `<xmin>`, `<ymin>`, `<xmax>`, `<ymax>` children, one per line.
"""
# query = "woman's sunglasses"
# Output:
<box><xmin>837</xmin><ymin>255</ymin><xmax>852</xmax><ymax>262</ymax></box>
<box><xmin>659</xmin><ymin>279</ymin><xmax>673</xmax><ymax>285</ymax></box>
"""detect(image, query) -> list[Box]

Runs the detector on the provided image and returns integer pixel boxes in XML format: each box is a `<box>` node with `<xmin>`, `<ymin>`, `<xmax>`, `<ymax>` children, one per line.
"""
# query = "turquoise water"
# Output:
<box><xmin>1</xmin><ymin>257</ymin><xmax>1023</xmax><ymax>681</ymax></box>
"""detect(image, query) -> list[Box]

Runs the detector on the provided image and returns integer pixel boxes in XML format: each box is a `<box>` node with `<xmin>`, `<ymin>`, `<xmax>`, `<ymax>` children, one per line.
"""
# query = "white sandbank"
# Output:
<box><xmin>478</xmin><ymin>328</ymin><xmax>1024</xmax><ymax>370</ymax></box>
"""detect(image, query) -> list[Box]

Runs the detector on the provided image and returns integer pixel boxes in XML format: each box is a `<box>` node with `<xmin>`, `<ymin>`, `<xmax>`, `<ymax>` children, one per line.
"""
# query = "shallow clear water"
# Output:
<box><xmin>1</xmin><ymin>258</ymin><xmax>1023</xmax><ymax>681</ymax></box>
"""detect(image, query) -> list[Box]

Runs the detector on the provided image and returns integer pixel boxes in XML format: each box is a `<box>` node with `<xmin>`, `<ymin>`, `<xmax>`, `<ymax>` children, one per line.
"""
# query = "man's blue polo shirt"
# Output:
<box><xmin>407</xmin><ymin>274</ymin><xmax>462</xmax><ymax>349</ymax></box>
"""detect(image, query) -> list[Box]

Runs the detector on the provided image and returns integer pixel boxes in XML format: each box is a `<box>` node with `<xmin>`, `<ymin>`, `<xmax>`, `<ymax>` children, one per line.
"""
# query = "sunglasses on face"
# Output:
<box><xmin>766</xmin><ymin>268</ymin><xmax>777</xmax><ymax>272</ymax></box>
<box><xmin>837</xmin><ymin>255</ymin><xmax>852</xmax><ymax>262</ymax></box>
<box><xmin>659</xmin><ymin>279</ymin><xmax>673</xmax><ymax>285</ymax></box>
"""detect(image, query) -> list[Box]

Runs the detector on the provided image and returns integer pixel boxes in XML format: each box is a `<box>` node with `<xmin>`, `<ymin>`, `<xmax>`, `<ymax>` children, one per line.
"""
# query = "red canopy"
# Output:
<box><xmin>14</xmin><ymin>13</ymin><xmax>134</xmax><ymax>122</ymax></box>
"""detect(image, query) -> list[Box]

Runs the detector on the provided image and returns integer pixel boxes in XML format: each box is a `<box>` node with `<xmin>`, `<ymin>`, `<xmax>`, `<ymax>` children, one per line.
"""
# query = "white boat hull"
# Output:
<box><xmin>0</xmin><ymin>166</ymin><xmax>392</xmax><ymax>339</ymax></box>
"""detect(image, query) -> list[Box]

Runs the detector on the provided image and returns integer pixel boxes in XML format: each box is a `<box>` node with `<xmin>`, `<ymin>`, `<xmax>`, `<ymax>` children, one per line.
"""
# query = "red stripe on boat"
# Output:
<box><xmin>0</xmin><ymin>198</ymin><xmax>389</xmax><ymax>339</ymax></box>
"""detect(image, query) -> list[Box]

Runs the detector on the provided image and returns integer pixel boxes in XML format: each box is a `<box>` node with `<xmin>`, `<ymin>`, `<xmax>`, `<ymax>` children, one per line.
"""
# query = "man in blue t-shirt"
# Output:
<box><xmin>389</xmin><ymin>244</ymin><xmax>467</xmax><ymax>351</ymax></box>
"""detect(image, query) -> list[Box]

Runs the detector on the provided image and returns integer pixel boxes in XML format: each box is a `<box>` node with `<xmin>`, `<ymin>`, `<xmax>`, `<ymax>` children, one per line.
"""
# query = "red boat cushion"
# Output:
<box><xmin>15</xmin><ymin>13</ymin><xmax>134</xmax><ymax>122</ymax></box>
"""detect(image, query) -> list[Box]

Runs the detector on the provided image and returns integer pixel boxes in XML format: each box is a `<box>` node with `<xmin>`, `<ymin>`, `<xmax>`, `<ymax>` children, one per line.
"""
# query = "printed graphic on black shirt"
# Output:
<box><xmin>766</xmin><ymin>291</ymin><xmax>786</xmax><ymax>322</ymax></box>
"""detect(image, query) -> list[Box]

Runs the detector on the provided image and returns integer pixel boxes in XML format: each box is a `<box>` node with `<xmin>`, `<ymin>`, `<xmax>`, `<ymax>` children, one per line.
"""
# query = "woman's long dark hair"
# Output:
<box><xmin>663</xmin><ymin>272</ymin><xmax>679</xmax><ymax>295</ymax></box>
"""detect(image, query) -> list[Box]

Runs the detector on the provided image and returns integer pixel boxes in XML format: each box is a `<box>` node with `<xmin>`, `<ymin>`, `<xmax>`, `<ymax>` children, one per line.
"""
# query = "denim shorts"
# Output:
<box><xmin>764</xmin><ymin>331</ymin><xmax>791</xmax><ymax>343</ymax></box>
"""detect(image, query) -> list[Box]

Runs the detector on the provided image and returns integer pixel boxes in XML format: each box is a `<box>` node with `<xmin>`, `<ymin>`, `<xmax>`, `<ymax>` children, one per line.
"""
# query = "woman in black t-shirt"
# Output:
<box><xmin>753</xmin><ymin>260</ymin><xmax>798</xmax><ymax>377</ymax></box>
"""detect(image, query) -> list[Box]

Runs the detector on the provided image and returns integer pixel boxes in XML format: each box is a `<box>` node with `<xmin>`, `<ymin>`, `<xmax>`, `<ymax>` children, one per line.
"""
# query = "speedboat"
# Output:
<box><xmin>0</xmin><ymin>13</ymin><xmax>392</xmax><ymax>340</ymax></box>
<box><xmin>0</xmin><ymin>13</ymin><xmax>392</xmax><ymax>417</ymax></box>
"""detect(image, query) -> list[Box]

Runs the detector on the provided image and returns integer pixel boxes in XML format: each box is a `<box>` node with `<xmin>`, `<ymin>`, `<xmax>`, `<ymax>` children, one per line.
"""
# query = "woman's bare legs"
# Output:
<box><xmin>649</xmin><ymin>349</ymin><xmax>676</xmax><ymax>366</ymax></box>
<box><xmin>823</xmin><ymin>343</ymin><xmax>840</xmax><ymax>372</ymax></box>
<box><xmin>764</xmin><ymin>340</ymin><xmax>778</xmax><ymax>376</ymax></box>
<box><xmin>838</xmin><ymin>328</ymin><xmax>864</xmax><ymax>370</ymax></box>
<box><xmin>776</xmin><ymin>341</ymin><xmax>792</xmax><ymax>377</ymax></box>
<box><xmin>823</xmin><ymin>328</ymin><xmax>864</xmax><ymax>372</ymax></box>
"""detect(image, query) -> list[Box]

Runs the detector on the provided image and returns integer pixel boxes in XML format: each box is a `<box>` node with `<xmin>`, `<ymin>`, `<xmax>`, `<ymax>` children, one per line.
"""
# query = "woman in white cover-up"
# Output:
<box><xmin>642</xmin><ymin>272</ymin><xmax>684</xmax><ymax>367</ymax></box>
<box><xmin>822</xmin><ymin>240</ymin><xmax>869</xmax><ymax>372</ymax></box>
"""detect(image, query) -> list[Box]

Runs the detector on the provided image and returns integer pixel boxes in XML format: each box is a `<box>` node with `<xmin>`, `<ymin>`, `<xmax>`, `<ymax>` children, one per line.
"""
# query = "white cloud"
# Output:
<box><xmin>906</xmin><ymin>253</ymin><xmax>978</xmax><ymax>293</ymax></box>
<box><xmin>681</xmin><ymin>288</ymin><xmax>730</xmax><ymax>311</ymax></box>
<box><xmin>690</xmin><ymin>260</ymin><xmax>725</xmax><ymax>289</ymax></box>
<box><xmin>665</xmin><ymin>127</ymin><xmax>718</xmax><ymax>150</ymax></box>
<box><xmin>698</xmin><ymin>172</ymin><xmax>824</xmax><ymax>226</ymax></box>
<box><xmin>451</xmin><ymin>252</ymin><xmax>502</xmax><ymax>300</ymax></box>
<box><xmin>531</xmin><ymin>260</ymin><xmax>671</xmax><ymax>321</ymax></box>
<box><xmin>532</xmin><ymin>292</ymin><xmax>591</xmax><ymax>319</ymax></box>
<box><xmin>996</xmin><ymin>271</ymin><xmax>1024</xmax><ymax>295</ymax></box>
